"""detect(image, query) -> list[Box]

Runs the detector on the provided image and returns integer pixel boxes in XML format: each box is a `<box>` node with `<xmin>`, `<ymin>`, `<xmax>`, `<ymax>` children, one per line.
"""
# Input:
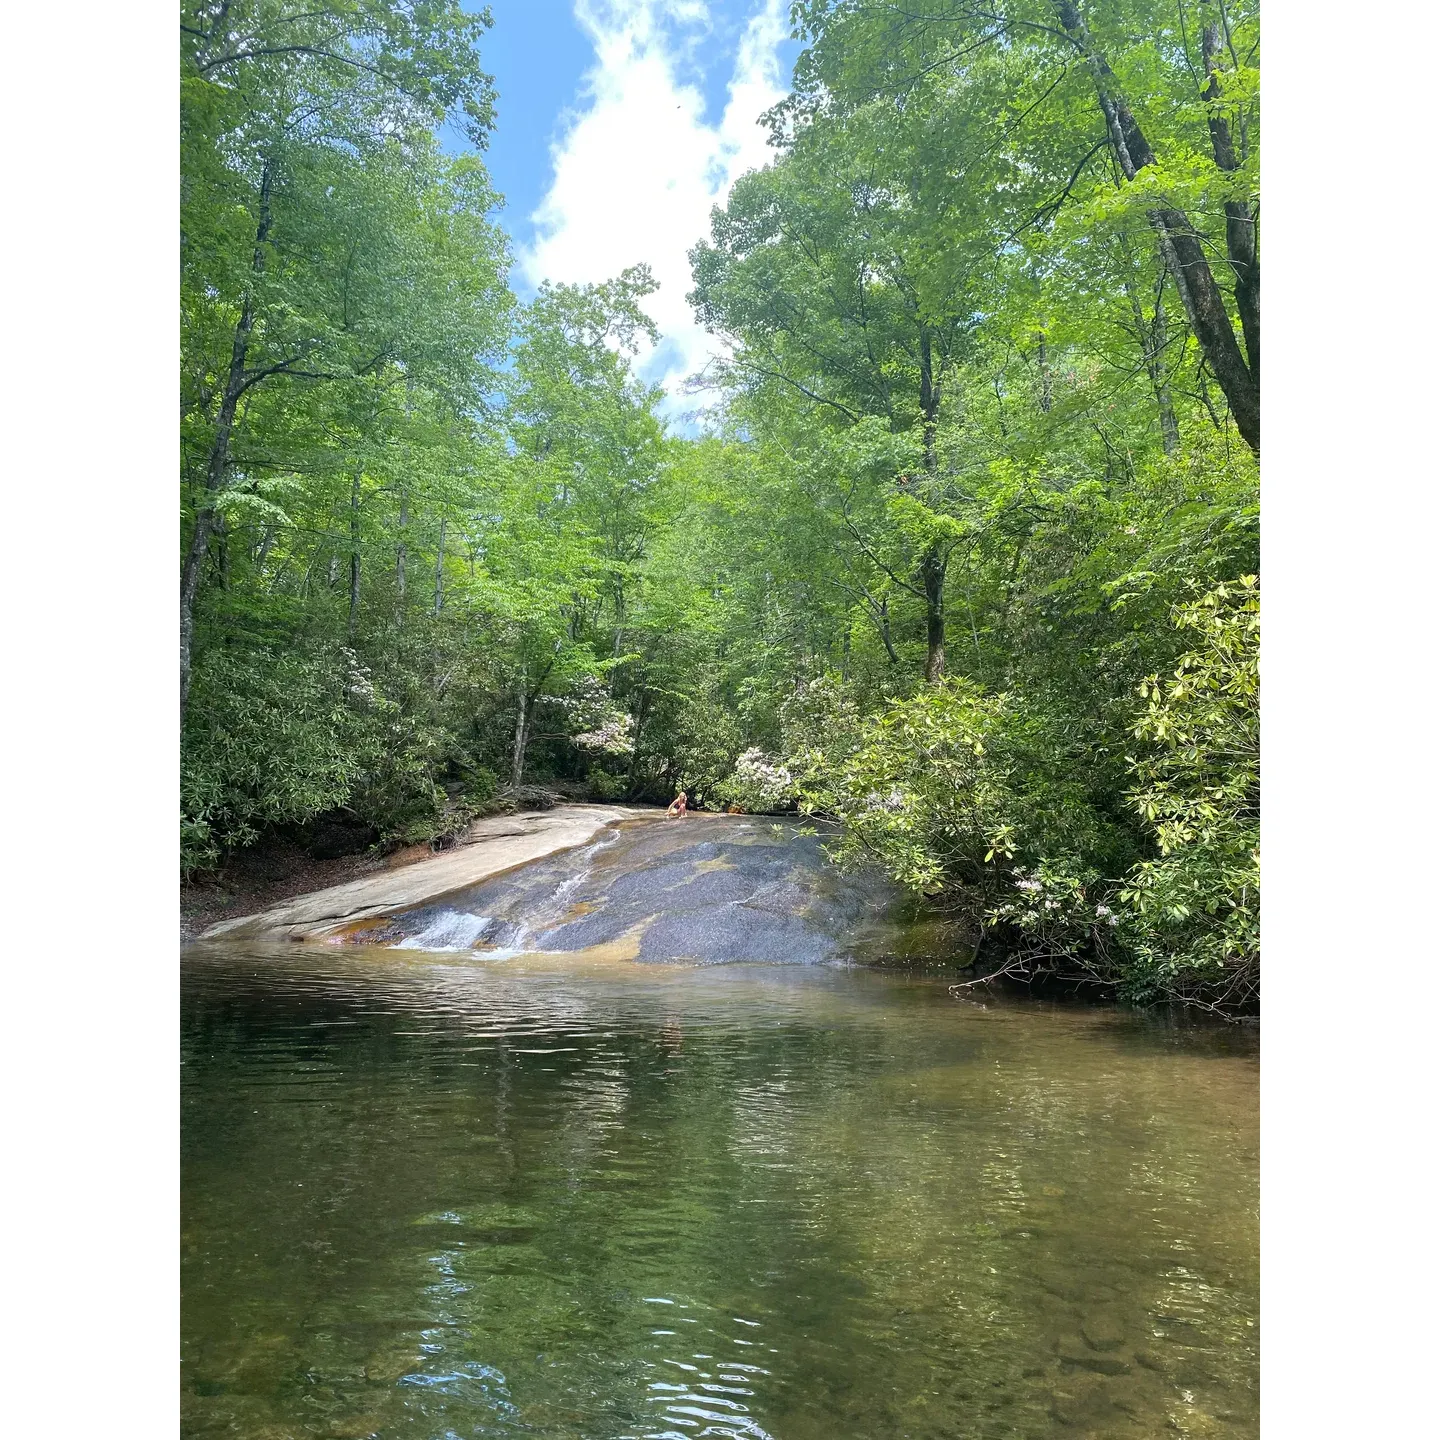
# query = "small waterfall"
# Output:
<box><xmin>388</xmin><ymin>833</ymin><xmax>618</xmax><ymax>956</ymax></box>
<box><xmin>393</xmin><ymin>911</ymin><xmax>495</xmax><ymax>952</ymax></box>
<box><xmin>374</xmin><ymin>818</ymin><xmax>897</xmax><ymax>965</ymax></box>
<box><xmin>538</xmin><ymin>833</ymin><xmax>614</xmax><ymax>921</ymax></box>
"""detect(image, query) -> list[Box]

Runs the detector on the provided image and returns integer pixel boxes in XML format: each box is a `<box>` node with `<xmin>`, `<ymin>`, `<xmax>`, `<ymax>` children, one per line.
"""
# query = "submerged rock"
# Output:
<box><xmin>1080</xmin><ymin>1311</ymin><xmax>1128</xmax><ymax>1352</ymax></box>
<box><xmin>1056</xmin><ymin>1341</ymin><xmax>1132</xmax><ymax>1376</ymax></box>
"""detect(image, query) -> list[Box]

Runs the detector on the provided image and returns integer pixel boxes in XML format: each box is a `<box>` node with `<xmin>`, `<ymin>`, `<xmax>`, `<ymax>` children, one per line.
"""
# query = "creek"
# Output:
<box><xmin>182</xmin><ymin>816</ymin><xmax>1258</xmax><ymax>1438</ymax></box>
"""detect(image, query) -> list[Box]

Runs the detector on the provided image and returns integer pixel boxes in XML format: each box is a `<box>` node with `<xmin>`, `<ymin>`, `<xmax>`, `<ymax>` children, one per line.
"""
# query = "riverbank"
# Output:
<box><xmin>185</xmin><ymin>805</ymin><xmax>652</xmax><ymax>943</ymax></box>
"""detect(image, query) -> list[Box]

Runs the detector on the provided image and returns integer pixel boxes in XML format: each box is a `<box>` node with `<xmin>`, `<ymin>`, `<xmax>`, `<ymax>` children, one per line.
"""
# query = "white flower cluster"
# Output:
<box><xmin>553</xmin><ymin>678</ymin><xmax>632</xmax><ymax>754</ymax></box>
<box><xmin>863</xmin><ymin>785</ymin><xmax>908</xmax><ymax>815</ymax></box>
<box><xmin>728</xmin><ymin>748</ymin><xmax>795</xmax><ymax>808</ymax></box>
<box><xmin>551</xmin><ymin>675</ymin><xmax>608</xmax><ymax>718</ymax></box>
<box><xmin>340</xmin><ymin>648</ymin><xmax>376</xmax><ymax>704</ymax></box>
<box><xmin>574</xmin><ymin>715</ymin><xmax>634</xmax><ymax>755</ymax></box>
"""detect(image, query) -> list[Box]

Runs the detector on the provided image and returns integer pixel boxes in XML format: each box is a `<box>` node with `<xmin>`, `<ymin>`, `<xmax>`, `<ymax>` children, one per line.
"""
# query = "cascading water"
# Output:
<box><xmin>359</xmin><ymin>817</ymin><xmax>910</xmax><ymax>966</ymax></box>
<box><xmin>392</xmin><ymin>911</ymin><xmax>496</xmax><ymax>952</ymax></box>
<box><xmin>383</xmin><ymin>830</ymin><xmax>623</xmax><ymax>957</ymax></box>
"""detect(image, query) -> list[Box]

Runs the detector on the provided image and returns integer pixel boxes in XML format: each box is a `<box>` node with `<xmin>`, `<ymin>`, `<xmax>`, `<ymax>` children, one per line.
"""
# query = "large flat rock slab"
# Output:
<box><xmin>357</xmin><ymin>815</ymin><xmax>908</xmax><ymax>965</ymax></box>
<box><xmin>198</xmin><ymin>806</ymin><xmax>652</xmax><ymax>942</ymax></box>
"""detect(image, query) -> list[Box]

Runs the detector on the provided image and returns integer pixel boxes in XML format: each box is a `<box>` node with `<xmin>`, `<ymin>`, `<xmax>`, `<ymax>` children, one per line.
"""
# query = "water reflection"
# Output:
<box><xmin>182</xmin><ymin>945</ymin><xmax>1257</xmax><ymax>1438</ymax></box>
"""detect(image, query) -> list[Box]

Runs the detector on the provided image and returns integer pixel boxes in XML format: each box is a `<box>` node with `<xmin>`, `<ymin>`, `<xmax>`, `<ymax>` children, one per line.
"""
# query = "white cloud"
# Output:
<box><xmin>519</xmin><ymin>0</ymin><xmax>790</xmax><ymax>410</ymax></box>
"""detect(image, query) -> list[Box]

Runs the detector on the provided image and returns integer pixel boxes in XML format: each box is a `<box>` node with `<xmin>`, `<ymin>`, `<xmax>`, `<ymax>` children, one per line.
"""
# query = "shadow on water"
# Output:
<box><xmin>182</xmin><ymin>819</ymin><xmax>1257</xmax><ymax>1439</ymax></box>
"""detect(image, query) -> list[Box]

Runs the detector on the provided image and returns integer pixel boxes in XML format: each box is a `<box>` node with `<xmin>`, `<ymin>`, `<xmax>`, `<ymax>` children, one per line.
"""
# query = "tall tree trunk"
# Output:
<box><xmin>1149</xmin><ymin>217</ymin><xmax>1257</xmax><ymax>449</ymax></box>
<box><xmin>1196</xmin><ymin>361</ymin><xmax>1224</xmax><ymax>431</ymax></box>
<box><xmin>608</xmin><ymin>583</ymin><xmax>627</xmax><ymax>694</ymax></box>
<box><xmin>1149</xmin><ymin>283</ymin><xmax>1180</xmax><ymax>455</ymax></box>
<box><xmin>1054</xmin><ymin>1</ymin><xmax>1258</xmax><ymax>452</ymax></box>
<box><xmin>1121</xmin><ymin>244</ymin><xmax>1180</xmax><ymax>456</ymax></box>
<box><xmin>433</xmin><ymin>516</ymin><xmax>446</xmax><ymax>615</ymax></box>
<box><xmin>510</xmin><ymin>657</ymin><xmax>556</xmax><ymax>790</ymax></box>
<box><xmin>877</xmin><ymin>594</ymin><xmax>899</xmax><ymax>665</ymax></box>
<box><xmin>1036</xmin><ymin>331</ymin><xmax>1053</xmax><ymax>412</ymax></box>
<box><xmin>921</xmin><ymin>549</ymin><xmax>946</xmax><ymax>682</ymax></box>
<box><xmin>1202</xmin><ymin>18</ymin><xmax>1259</xmax><ymax>375</ymax></box>
<box><xmin>180</xmin><ymin>158</ymin><xmax>273</xmax><ymax>719</ymax></box>
<box><xmin>918</xmin><ymin>330</ymin><xmax>941</xmax><ymax>474</ymax></box>
<box><xmin>627</xmin><ymin>688</ymin><xmax>650</xmax><ymax>791</ymax></box>
<box><xmin>918</xmin><ymin>330</ymin><xmax>947</xmax><ymax>682</ymax></box>
<box><xmin>511</xmin><ymin>673</ymin><xmax>529</xmax><ymax>790</ymax></box>
<box><xmin>348</xmin><ymin>470</ymin><xmax>361</xmax><ymax>636</ymax></box>
<box><xmin>254</xmin><ymin>520</ymin><xmax>276</xmax><ymax>572</ymax></box>
<box><xmin>214</xmin><ymin>511</ymin><xmax>229</xmax><ymax>589</ymax></box>
<box><xmin>396</xmin><ymin>489</ymin><xmax>407</xmax><ymax>601</ymax></box>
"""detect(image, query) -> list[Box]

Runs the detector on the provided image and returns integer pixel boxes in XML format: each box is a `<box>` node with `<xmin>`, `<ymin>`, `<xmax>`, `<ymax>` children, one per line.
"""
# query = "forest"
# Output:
<box><xmin>181</xmin><ymin>0</ymin><xmax>1259</xmax><ymax>1013</ymax></box>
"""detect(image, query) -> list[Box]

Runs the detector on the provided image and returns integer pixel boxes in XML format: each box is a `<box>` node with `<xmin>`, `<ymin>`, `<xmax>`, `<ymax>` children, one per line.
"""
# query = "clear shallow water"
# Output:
<box><xmin>182</xmin><ymin>939</ymin><xmax>1258</xmax><ymax>1439</ymax></box>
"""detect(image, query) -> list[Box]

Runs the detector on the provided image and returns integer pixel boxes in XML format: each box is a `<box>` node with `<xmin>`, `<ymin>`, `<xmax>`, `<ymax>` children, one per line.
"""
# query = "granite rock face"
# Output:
<box><xmin>198</xmin><ymin>806</ymin><xmax>649</xmax><ymax>942</ymax></box>
<box><xmin>360</xmin><ymin>814</ymin><xmax>904</xmax><ymax>965</ymax></box>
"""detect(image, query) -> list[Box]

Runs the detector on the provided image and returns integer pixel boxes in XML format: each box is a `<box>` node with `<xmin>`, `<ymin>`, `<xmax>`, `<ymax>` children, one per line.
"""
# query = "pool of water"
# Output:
<box><xmin>182</xmin><ymin>938</ymin><xmax>1258</xmax><ymax>1438</ymax></box>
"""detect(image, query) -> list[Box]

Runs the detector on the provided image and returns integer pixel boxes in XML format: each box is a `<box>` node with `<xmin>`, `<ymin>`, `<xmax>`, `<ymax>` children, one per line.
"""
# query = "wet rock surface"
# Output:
<box><xmin>198</xmin><ymin>806</ymin><xmax>649</xmax><ymax>941</ymax></box>
<box><xmin>360</xmin><ymin>815</ymin><xmax>906</xmax><ymax>965</ymax></box>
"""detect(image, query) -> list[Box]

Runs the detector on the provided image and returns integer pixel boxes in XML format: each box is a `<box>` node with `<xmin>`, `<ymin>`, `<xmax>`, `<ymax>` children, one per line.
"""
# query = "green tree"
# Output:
<box><xmin>180</xmin><ymin>0</ymin><xmax>508</xmax><ymax>713</ymax></box>
<box><xmin>787</xmin><ymin>0</ymin><xmax>1258</xmax><ymax>449</ymax></box>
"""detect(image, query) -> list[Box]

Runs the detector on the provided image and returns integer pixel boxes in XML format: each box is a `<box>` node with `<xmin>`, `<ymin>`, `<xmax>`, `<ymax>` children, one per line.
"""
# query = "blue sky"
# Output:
<box><xmin>445</xmin><ymin>1</ymin><xmax>802</xmax><ymax>407</ymax></box>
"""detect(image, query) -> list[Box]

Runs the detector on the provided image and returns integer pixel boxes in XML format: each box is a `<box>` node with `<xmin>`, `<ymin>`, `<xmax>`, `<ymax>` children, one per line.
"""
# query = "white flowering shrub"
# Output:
<box><xmin>985</xmin><ymin>860</ymin><xmax>1119</xmax><ymax>970</ymax></box>
<box><xmin>554</xmin><ymin>677</ymin><xmax>635</xmax><ymax>755</ymax></box>
<box><xmin>780</xmin><ymin>581</ymin><xmax>1259</xmax><ymax>1012</ymax></box>
<box><xmin>789</xmin><ymin>678</ymin><xmax>1017</xmax><ymax>899</ymax></box>
<box><xmin>712</xmin><ymin>748</ymin><xmax>797</xmax><ymax>813</ymax></box>
<box><xmin>786</xmin><ymin>676</ymin><xmax>1127</xmax><ymax>975</ymax></box>
<box><xmin>572</xmin><ymin>714</ymin><xmax>634</xmax><ymax>755</ymax></box>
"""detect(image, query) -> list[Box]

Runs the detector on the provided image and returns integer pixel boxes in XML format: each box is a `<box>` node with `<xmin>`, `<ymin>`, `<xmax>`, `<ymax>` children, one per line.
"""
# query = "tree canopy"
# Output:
<box><xmin>181</xmin><ymin>0</ymin><xmax>1260</xmax><ymax>1012</ymax></box>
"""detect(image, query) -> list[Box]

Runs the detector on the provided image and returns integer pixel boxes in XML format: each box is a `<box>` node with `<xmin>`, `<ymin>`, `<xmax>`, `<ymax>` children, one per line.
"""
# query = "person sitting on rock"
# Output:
<box><xmin>666</xmin><ymin>790</ymin><xmax>688</xmax><ymax>818</ymax></box>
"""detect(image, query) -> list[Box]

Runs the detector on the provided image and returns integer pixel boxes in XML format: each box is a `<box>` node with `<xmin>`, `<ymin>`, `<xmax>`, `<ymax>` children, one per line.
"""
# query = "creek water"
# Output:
<box><xmin>182</xmin><ymin>817</ymin><xmax>1258</xmax><ymax>1438</ymax></box>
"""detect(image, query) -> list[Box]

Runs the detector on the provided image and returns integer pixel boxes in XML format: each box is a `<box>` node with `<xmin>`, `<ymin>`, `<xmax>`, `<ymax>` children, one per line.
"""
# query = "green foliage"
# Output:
<box><xmin>792</xmin><ymin>679</ymin><xmax>1014</xmax><ymax>901</ymax></box>
<box><xmin>1117</xmin><ymin>578</ymin><xmax>1260</xmax><ymax>1006</ymax></box>
<box><xmin>586</xmin><ymin>770</ymin><xmax>627</xmax><ymax>803</ymax></box>
<box><xmin>783</xmin><ymin>573</ymin><xmax>1258</xmax><ymax>1008</ymax></box>
<box><xmin>182</xmin><ymin>643</ymin><xmax>381</xmax><ymax>873</ymax></box>
<box><xmin>789</xmin><ymin>678</ymin><xmax>1124</xmax><ymax>955</ymax></box>
<box><xmin>179</xmin><ymin>0</ymin><xmax>1262</xmax><ymax>1013</ymax></box>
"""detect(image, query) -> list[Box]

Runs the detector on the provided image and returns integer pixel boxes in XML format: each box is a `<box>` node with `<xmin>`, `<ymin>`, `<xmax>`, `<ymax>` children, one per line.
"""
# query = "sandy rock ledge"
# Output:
<box><xmin>197</xmin><ymin>805</ymin><xmax>652</xmax><ymax>943</ymax></box>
